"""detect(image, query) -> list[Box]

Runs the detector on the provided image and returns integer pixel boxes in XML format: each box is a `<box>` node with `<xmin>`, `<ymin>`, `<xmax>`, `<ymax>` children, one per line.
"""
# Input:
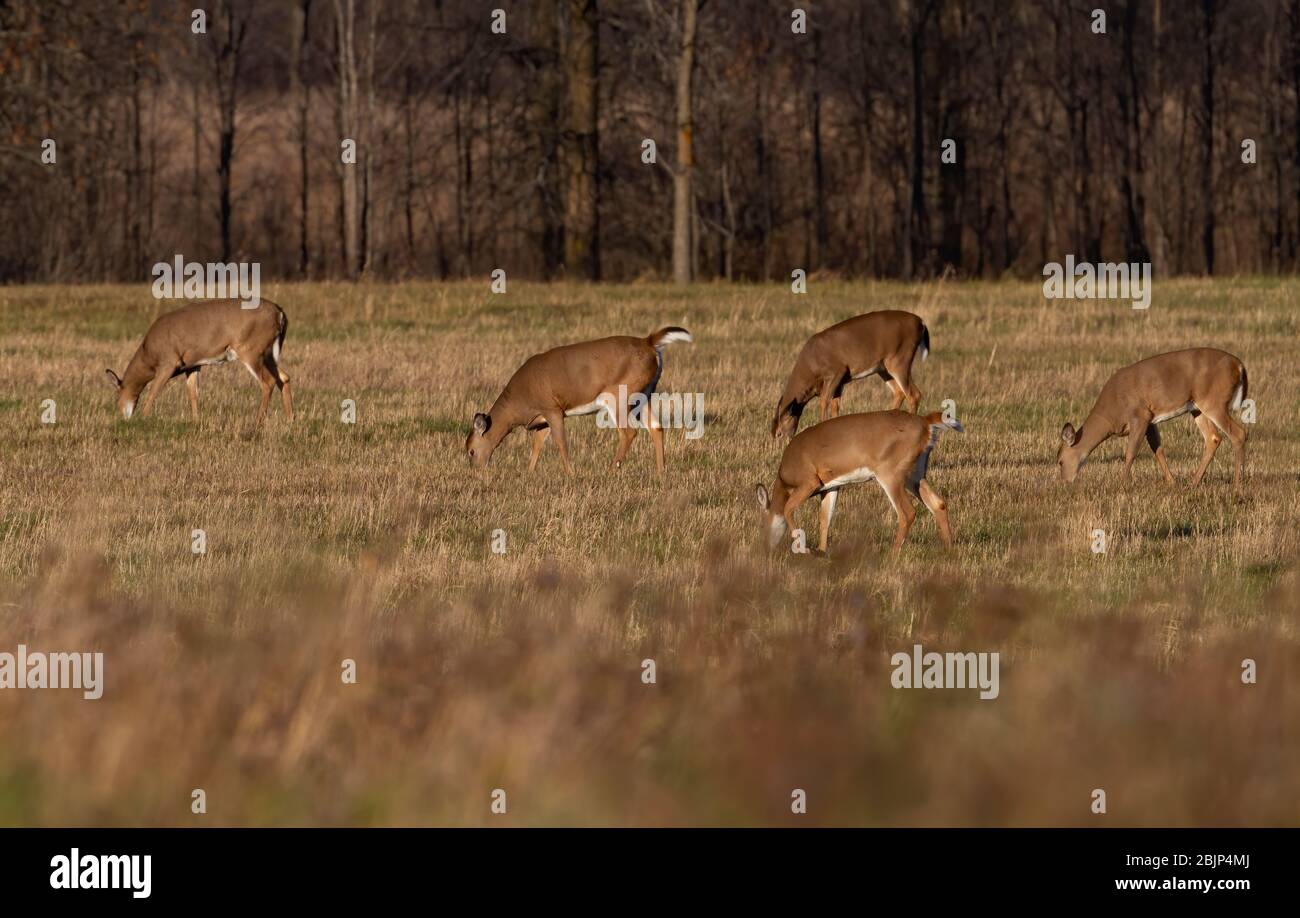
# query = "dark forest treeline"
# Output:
<box><xmin>1</xmin><ymin>0</ymin><xmax>1298</xmax><ymax>284</ymax></box>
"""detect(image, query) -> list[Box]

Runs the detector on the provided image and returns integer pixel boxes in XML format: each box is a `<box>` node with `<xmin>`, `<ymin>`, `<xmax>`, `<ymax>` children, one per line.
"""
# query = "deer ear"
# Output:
<box><xmin>1060</xmin><ymin>423</ymin><xmax>1078</xmax><ymax>446</ymax></box>
<box><xmin>472</xmin><ymin>412</ymin><xmax>490</xmax><ymax>435</ymax></box>
<box><xmin>755</xmin><ymin>484</ymin><xmax>769</xmax><ymax>510</ymax></box>
<box><xmin>105</xmin><ymin>369</ymin><xmax>122</xmax><ymax>390</ymax></box>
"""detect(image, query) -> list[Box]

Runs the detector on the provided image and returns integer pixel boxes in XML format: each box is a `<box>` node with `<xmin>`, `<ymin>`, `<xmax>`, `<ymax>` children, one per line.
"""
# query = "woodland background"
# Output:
<box><xmin>1</xmin><ymin>0</ymin><xmax>1298</xmax><ymax>284</ymax></box>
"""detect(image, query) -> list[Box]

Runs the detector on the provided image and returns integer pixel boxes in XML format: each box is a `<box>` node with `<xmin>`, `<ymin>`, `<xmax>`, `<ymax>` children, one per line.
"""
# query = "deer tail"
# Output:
<box><xmin>1231</xmin><ymin>363</ymin><xmax>1248</xmax><ymax>411</ymax></box>
<box><xmin>924</xmin><ymin>410</ymin><xmax>964</xmax><ymax>434</ymax></box>
<box><xmin>273</xmin><ymin>305</ymin><xmax>288</xmax><ymax>363</ymax></box>
<box><xmin>647</xmin><ymin>326</ymin><xmax>693</xmax><ymax>349</ymax></box>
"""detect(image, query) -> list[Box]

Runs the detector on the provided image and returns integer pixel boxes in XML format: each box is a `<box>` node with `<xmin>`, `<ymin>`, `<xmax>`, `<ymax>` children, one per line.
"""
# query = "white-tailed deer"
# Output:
<box><xmin>772</xmin><ymin>310</ymin><xmax>930</xmax><ymax>439</ymax></box>
<box><xmin>756</xmin><ymin>409</ymin><xmax>963</xmax><ymax>555</ymax></box>
<box><xmin>1057</xmin><ymin>347</ymin><xmax>1248</xmax><ymax>491</ymax></box>
<box><xmin>466</xmin><ymin>326</ymin><xmax>693</xmax><ymax>474</ymax></box>
<box><xmin>105</xmin><ymin>299</ymin><xmax>291</xmax><ymax>424</ymax></box>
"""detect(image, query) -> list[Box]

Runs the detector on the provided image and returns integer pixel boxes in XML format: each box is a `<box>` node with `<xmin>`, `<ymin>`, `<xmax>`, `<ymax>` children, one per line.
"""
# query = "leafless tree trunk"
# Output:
<box><xmin>530</xmin><ymin>0</ymin><xmax>564</xmax><ymax>277</ymax></box>
<box><xmin>334</xmin><ymin>0</ymin><xmax>360</xmax><ymax>279</ymax></box>
<box><xmin>292</xmin><ymin>0</ymin><xmax>313</xmax><ymax>277</ymax></box>
<box><xmin>453</xmin><ymin>85</ymin><xmax>474</xmax><ymax>276</ymax></box>
<box><xmin>563</xmin><ymin>0</ymin><xmax>600</xmax><ymax>279</ymax></box>
<box><xmin>125</xmin><ymin>3</ymin><xmax>144</xmax><ymax>278</ymax></box>
<box><xmin>756</xmin><ymin>66</ymin><xmax>773</xmax><ymax>281</ymax></box>
<box><xmin>211</xmin><ymin>0</ymin><xmax>249</xmax><ymax>263</ymax></box>
<box><xmin>904</xmin><ymin>0</ymin><xmax>936</xmax><ymax>279</ymax></box>
<box><xmin>1118</xmin><ymin>0</ymin><xmax>1150</xmax><ymax>265</ymax></box>
<box><xmin>1200</xmin><ymin>0</ymin><xmax>1217</xmax><ymax>274</ymax></box>
<box><xmin>359</xmin><ymin>0</ymin><xmax>377</xmax><ymax>276</ymax></box>
<box><xmin>1147</xmin><ymin>0</ymin><xmax>1170</xmax><ymax>274</ymax></box>
<box><xmin>808</xmin><ymin>21</ymin><xmax>827</xmax><ymax>270</ymax></box>
<box><xmin>671</xmin><ymin>0</ymin><xmax>698</xmax><ymax>284</ymax></box>
<box><xmin>191</xmin><ymin>48</ymin><xmax>202</xmax><ymax>257</ymax></box>
<box><xmin>1292</xmin><ymin>0</ymin><xmax>1300</xmax><ymax>264</ymax></box>
<box><xmin>1267</xmin><ymin>14</ymin><xmax>1284</xmax><ymax>271</ymax></box>
<box><xmin>403</xmin><ymin>66</ymin><xmax>416</xmax><ymax>268</ymax></box>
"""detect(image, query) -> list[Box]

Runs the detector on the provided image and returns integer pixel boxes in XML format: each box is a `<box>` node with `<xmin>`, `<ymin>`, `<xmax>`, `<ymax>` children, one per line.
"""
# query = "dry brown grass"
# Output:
<box><xmin>0</xmin><ymin>278</ymin><xmax>1297</xmax><ymax>826</ymax></box>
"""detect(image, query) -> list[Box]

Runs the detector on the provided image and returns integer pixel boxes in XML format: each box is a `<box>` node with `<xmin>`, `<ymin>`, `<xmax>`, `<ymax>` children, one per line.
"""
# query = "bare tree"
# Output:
<box><xmin>671</xmin><ymin>0</ymin><xmax>699</xmax><ymax>284</ymax></box>
<box><xmin>1117</xmin><ymin>0</ymin><xmax>1150</xmax><ymax>265</ymax></box>
<box><xmin>333</xmin><ymin>0</ymin><xmax>360</xmax><ymax>279</ymax></box>
<box><xmin>210</xmin><ymin>0</ymin><xmax>250</xmax><ymax>263</ymax></box>
<box><xmin>292</xmin><ymin>0</ymin><xmax>313</xmax><ymax>277</ymax></box>
<box><xmin>563</xmin><ymin>0</ymin><xmax>600</xmax><ymax>279</ymax></box>
<box><xmin>903</xmin><ymin>0</ymin><xmax>939</xmax><ymax>278</ymax></box>
<box><xmin>526</xmin><ymin>1</ymin><xmax>564</xmax><ymax>277</ymax></box>
<box><xmin>1199</xmin><ymin>0</ymin><xmax>1217</xmax><ymax>274</ymax></box>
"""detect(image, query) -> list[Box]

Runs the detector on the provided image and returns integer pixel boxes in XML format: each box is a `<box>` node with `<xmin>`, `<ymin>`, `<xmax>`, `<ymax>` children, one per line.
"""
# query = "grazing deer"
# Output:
<box><xmin>756</xmin><ymin>409</ymin><xmax>963</xmax><ymax>555</ymax></box>
<box><xmin>466</xmin><ymin>326</ymin><xmax>693</xmax><ymax>474</ymax></box>
<box><xmin>772</xmin><ymin>310</ymin><xmax>930</xmax><ymax>439</ymax></box>
<box><xmin>105</xmin><ymin>299</ymin><xmax>292</xmax><ymax>424</ymax></box>
<box><xmin>1057</xmin><ymin>347</ymin><xmax>1248</xmax><ymax>491</ymax></box>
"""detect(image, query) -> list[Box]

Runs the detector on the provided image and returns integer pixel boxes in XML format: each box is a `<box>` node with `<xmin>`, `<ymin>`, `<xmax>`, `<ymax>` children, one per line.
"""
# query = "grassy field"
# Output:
<box><xmin>1</xmin><ymin>278</ymin><xmax>1298</xmax><ymax>826</ymax></box>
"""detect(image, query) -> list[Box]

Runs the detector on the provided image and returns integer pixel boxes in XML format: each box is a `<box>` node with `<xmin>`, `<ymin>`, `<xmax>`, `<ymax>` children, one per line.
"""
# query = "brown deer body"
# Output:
<box><xmin>1057</xmin><ymin>347</ymin><xmax>1248</xmax><ymax>491</ymax></box>
<box><xmin>772</xmin><ymin>310</ymin><xmax>930</xmax><ymax>438</ymax></box>
<box><xmin>757</xmin><ymin>409</ymin><xmax>963</xmax><ymax>554</ymax></box>
<box><xmin>467</xmin><ymin>326</ymin><xmax>693</xmax><ymax>474</ymax></box>
<box><xmin>106</xmin><ymin>299</ymin><xmax>291</xmax><ymax>424</ymax></box>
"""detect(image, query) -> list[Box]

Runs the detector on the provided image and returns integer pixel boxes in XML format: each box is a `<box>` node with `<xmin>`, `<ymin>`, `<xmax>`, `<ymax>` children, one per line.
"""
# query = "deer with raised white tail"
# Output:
<box><xmin>105</xmin><ymin>299</ymin><xmax>292</xmax><ymax>424</ymax></box>
<box><xmin>1057</xmin><ymin>347</ymin><xmax>1248</xmax><ymax>492</ymax></box>
<box><xmin>466</xmin><ymin>326</ymin><xmax>693</xmax><ymax>474</ymax></box>
<box><xmin>756</xmin><ymin>409</ymin><xmax>963</xmax><ymax>555</ymax></box>
<box><xmin>772</xmin><ymin>310</ymin><xmax>930</xmax><ymax>439</ymax></box>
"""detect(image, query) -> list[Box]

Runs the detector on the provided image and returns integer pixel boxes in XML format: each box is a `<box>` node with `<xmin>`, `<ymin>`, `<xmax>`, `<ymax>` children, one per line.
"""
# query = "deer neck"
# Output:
<box><xmin>485</xmin><ymin>389</ymin><xmax>531</xmax><ymax>448</ymax></box>
<box><xmin>778</xmin><ymin>364</ymin><xmax>817</xmax><ymax>416</ymax></box>
<box><xmin>119</xmin><ymin>349</ymin><xmax>155</xmax><ymax>402</ymax></box>
<box><xmin>1074</xmin><ymin>412</ymin><xmax>1114</xmax><ymax>460</ymax></box>
<box><xmin>767</xmin><ymin>479</ymin><xmax>793</xmax><ymax>517</ymax></box>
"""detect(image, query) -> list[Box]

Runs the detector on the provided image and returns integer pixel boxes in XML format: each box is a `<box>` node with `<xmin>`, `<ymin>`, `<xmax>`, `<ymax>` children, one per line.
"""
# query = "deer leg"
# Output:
<box><xmin>906</xmin><ymin>381</ymin><xmax>923</xmax><ymax>413</ymax></box>
<box><xmin>829</xmin><ymin>375</ymin><xmax>848</xmax><ymax>418</ymax></box>
<box><xmin>884</xmin><ymin>377</ymin><xmax>906</xmax><ymax>411</ymax></box>
<box><xmin>648</xmin><ymin>418</ymin><xmax>665</xmax><ymax>474</ymax></box>
<box><xmin>915</xmin><ymin>483</ymin><xmax>956</xmax><ymax>546</ymax></box>
<box><xmin>528</xmin><ymin>426</ymin><xmax>551</xmax><ymax>471</ymax></box>
<box><xmin>1200</xmin><ymin>404</ymin><xmax>1247</xmax><ymax>493</ymax></box>
<box><xmin>817</xmin><ymin>490</ymin><xmax>839</xmax><ymax>553</ymax></box>
<box><xmin>280</xmin><ymin>376</ymin><xmax>294</xmax><ymax>421</ymax></box>
<box><xmin>234</xmin><ymin>352</ymin><xmax>271</xmax><ymax>425</ymax></box>
<box><xmin>885</xmin><ymin>359</ymin><xmax>920</xmax><ymax>413</ymax></box>
<box><xmin>544</xmin><ymin>412</ymin><xmax>575</xmax><ymax>475</ymax></box>
<box><xmin>1190</xmin><ymin>413</ymin><xmax>1222</xmax><ymax>489</ymax></box>
<box><xmin>1144</xmin><ymin>424</ymin><xmax>1174</xmax><ymax>485</ymax></box>
<box><xmin>917</xmin><ymin>480</ymin><xmax>953</xmax><ymax>549</ymax></box>
<box><xmin>879</xmin><ymin>478</ymin><xmax>916</xmax><ymax>554</ymax></box>
<box><xmin>184</xmin><ymin>369</ymin><xmax>200</xmax><ymax>421</ymax></box>
<box><xmin>818</xmin><ymin>378</ymin><xmax>835</xmax><ymax>421</ymax></box>
<box><xmin>264</xmin><ymin>350</ymin><xmax>293</xmax><ymax>421</ymax></box>
<box><xmin>139</xmin><ymin>362</ymin><xmax>179</xmax><ymax>416</ymax></box>
<box><xmin>781</xmin><ymin>481</ymin><xmax>819</xmax><ymax>549</ymax></box>
<box><xmin>246</xmin><ymin>358</ymin><xmax>276</xmax><ymax>426</ymax></box>
<box><xmin>1122</xmin><ymin>418</ymin><xmax>1150</xmax><ymax>482</ymax></box>
<box><xmin>612</xmin><ymin>425</ymin><xmax>637</xmax><ymax>468</ymax></box>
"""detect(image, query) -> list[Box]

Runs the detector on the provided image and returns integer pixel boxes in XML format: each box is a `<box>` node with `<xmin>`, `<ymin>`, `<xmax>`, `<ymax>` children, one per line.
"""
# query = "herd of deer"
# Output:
<box><xmin>107</xmin><ymin>299</ymin><xmax>1250</xmax><ymax>556</ymax></box>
